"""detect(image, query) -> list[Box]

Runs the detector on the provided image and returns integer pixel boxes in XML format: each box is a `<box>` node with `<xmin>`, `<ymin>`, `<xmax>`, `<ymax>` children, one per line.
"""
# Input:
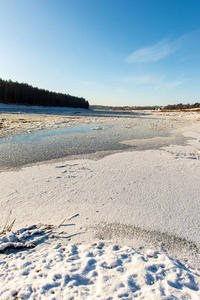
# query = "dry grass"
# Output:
<box><xmin>1</xmin><ymin>210</ymin><xmax>16</xmax><ymax>234</ymax></box>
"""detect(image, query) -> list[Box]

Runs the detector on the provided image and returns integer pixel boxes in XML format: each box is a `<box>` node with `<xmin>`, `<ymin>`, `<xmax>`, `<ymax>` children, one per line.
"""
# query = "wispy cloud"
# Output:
<box><xmin>125</xmin><ymin>28</ymin><xmax>200</xmax><ymax>63</ymax></box>
<box><xmin>154</xmin><ymin>79</ymin><xmax>185</xmax><ymax>91</ymax></box>
<box><xmin>125</xmin><ymin>40</ymin><xmax>175</xmax><ymax>63</ymax></box>
<box><xmin>120</xmin><ymin>75</ymin><xmax>155</xmax><ymax>84</ymax></box>
<box><xmin>165</xmin><ymin>80</ymin><xmax>183</xmax><ymax>89</ymax></box>
<box><xmin>119</xmin><ymin>73</ymin><xmax>185</xmax><ymax>91</ymax></box>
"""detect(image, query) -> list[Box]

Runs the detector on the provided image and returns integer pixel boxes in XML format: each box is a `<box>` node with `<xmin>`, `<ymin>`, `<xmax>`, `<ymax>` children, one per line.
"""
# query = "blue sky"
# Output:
<box><xmin>0</xmin><ymin>0</ymin><xmax>200</xmax><ymax>106</ymax></box>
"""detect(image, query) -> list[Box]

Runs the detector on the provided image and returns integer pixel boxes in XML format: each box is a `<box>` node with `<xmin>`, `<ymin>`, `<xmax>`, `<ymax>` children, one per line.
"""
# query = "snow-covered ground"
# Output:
<box><xmin>0</xmin><ymin>103</ymin><xmax>88</xmax><ymax>114</ymax></box>
<box><xmin>1</xmin><ymin>228</ymin><xmax>200</xmax><ymax>299</ymax></box>
<box><xmin>0</xmin><ymin>103</ymin><xmax>147</xmax><ymax>140</ymax></box>
<box><xmin>0</xmin><ymin>106</ymin><xmax>200</xmax><ymax>299</ymax></box>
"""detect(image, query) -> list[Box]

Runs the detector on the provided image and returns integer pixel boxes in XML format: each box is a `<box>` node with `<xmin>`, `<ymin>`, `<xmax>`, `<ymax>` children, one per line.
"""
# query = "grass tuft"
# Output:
<box><xmin>1</xmin><ymin>210</ymin><xmax>16</xmax><ymax>234</ymax></box>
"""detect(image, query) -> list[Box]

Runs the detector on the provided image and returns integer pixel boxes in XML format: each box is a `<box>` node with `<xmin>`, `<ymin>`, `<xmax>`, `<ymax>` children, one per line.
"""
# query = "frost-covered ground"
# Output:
<box><xmin>0</xmin><ymin>104</ymin><xmax>200</xmax><ymax>299</ymax></box>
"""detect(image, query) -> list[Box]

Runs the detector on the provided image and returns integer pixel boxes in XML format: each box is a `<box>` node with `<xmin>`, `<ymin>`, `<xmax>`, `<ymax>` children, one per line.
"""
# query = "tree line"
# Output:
<box><xmin>0</xmin><ymin>78</ymin><xmax>89</xmax><ymax>109</ymax></box>
<box><xmin>162</xmin><ymin>102</ymin><xmax>200</xmax><ymax>110</ymax></box>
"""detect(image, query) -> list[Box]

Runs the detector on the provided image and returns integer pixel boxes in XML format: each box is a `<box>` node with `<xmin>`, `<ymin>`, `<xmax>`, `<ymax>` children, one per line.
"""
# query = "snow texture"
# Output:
<box><xmin>0</xmin><ymin>108</ymin><xmax>200</xmax><ymax>299</ymax></box>
<box><xmin>0</xmin><ymin>228</ymin><xmax>200</xmax><ymax>299</ymax></box>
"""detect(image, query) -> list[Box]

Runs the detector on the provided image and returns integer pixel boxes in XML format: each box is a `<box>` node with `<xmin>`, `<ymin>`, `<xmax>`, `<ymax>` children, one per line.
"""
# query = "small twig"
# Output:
<box><xmin>57</xmin><ymin>214</ymin><xmax>79</xmax><ymax>228</ymax></box>
<box><xmin>64</xmin><ymin>232</ymin><xmax>82</xmax><ymax>239</ymax></box>
<box><xmin>65</xmin><ymin>214</ymin><xmax>79</xmax><ymax>222</ymax></box>
<box><xmin>57</xmin><ymin>218</ymin><xmax>66</xmax><ymax>228</ymax></box>
<box><xmin>57</xmin><ymin>231</ymin><xmax>64</xmax><ymax>235</ymax></box>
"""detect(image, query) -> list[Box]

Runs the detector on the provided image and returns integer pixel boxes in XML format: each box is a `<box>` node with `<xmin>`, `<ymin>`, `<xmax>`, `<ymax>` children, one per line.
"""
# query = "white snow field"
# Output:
<box><xmin>0</xmin><ymin>109</ymin><xmax>200</xmax><ymax>299</ymax></box>
<box><xmin>1</xmin><ymin>230</ymin><xmax>200</xmax><ymax>299</ymax></box>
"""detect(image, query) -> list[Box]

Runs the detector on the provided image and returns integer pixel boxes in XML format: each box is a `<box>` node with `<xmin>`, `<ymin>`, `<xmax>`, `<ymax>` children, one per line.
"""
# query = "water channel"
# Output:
<box><xmin>0</xmin><ymin>112</ymin><xmax>186</xmax><ymax>171</ymax></box>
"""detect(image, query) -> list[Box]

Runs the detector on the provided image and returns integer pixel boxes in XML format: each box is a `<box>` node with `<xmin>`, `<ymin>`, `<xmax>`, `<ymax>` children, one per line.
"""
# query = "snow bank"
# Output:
<box><xmin>0</xmin><ymin>229</ymin><xmax>200</xmax><ymax>299</ymax></box>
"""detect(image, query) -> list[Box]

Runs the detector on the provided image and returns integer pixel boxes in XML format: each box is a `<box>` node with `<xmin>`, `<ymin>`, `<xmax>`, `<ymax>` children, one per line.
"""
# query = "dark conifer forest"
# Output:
<box><xmin>0</xmin><ymin>78</ymin><xmax>89</xmax><ymax>109</ymax></box>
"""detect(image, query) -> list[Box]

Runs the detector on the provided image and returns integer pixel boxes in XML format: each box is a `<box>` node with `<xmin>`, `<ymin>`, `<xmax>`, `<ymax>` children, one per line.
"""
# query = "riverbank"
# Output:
<box><xmin>1</xmin><ymin>105</ymin><xmax>200</xmax><ymax>172</ymax></box>
<box><xmin>0</xmin><ymin>112</ymin><xmax>200</xmax><ymax>298</ymax></box>
<box><xmin>1</xmin><ymin>103</ymin><xmax>200</xmax><ymax>140</ymax></box>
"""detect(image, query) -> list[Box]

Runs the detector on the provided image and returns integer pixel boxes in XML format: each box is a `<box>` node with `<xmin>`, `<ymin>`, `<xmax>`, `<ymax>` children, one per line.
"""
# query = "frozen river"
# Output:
<box><xmin>0</xmin><ymin>109</ymin><xmax>188</xmax><ymax>171</ymax></box>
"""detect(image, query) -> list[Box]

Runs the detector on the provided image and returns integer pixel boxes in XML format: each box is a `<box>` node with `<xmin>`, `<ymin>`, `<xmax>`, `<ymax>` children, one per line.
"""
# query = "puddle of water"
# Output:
<box><xmin>0</xmin><ymin>123</ymin><xmax>102</xmax><ymax>144</ymax></box>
